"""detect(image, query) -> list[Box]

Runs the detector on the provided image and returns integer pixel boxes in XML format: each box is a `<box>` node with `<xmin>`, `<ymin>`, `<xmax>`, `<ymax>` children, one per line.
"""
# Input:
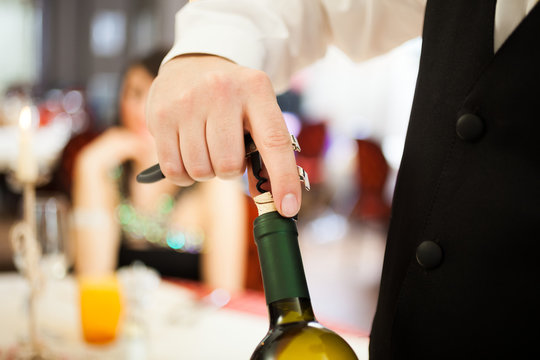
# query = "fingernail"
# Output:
<box><xmin>281</xmin><ymin>193</ymin><xmax>298</xmax><ymax>217</ymax></box>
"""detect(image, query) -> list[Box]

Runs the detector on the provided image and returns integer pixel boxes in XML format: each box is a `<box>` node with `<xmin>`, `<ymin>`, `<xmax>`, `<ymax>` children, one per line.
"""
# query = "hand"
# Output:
<box><xmin>146</xmin><ymin>54</ymin><xmax>301</xmax><ymax>217</ymax></box>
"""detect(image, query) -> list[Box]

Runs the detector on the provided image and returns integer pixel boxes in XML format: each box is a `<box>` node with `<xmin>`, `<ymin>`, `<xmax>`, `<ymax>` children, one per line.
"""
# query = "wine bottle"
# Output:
<box><xmin>251</xmin><ymin>192</ymin><xmax>358</xmax><ymax>360</ymax></box>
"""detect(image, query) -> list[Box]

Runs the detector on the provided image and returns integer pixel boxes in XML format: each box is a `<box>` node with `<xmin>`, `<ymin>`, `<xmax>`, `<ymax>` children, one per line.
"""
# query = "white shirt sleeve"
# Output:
<box><xmin>163</xmin><ymin>0</ymin><xmax>426</xmax><ymax>92</ymax></box>
<box><xmin>494</xmin><ymin>0</ymin><xmax>538</xmax><ymax>51</ymax></box>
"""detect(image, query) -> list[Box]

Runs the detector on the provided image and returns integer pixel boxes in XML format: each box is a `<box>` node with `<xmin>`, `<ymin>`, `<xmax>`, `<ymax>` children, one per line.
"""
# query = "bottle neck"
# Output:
<box><xmin>268</xmin><ymin>297</ymin><xmax>316</xmax><ymax>328</ymax></box>
<box><xmin>253</xmin><ymin>211</ymin><xmax>311</xmax><ymax>305</ymax></box>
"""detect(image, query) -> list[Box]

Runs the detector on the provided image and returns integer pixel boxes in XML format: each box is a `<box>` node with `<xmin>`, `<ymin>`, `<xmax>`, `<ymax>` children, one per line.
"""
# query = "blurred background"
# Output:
<box><xmin>0</xmin><ymin>0</ymin><xmax>421</xmax><ymax>338</ymax></box>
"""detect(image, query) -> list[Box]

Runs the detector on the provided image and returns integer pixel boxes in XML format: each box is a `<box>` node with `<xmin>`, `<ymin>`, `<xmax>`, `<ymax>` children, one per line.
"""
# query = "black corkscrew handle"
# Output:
<box><xmin>136</xmin><ymin>163</ymin><xmax>166</xmax><ymax>183</ymax></box>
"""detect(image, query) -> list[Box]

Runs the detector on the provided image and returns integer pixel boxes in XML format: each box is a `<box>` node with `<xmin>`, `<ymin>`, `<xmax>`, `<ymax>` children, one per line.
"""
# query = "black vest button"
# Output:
<box><xmin>416</xmin><ymin>241</ymin><xmax>443</xmax><ymax>269</ymax></box>
<box><xmin>456</xmin><ymin>113</ymin><xmax>484</xmax><ymax>141</ymax></box>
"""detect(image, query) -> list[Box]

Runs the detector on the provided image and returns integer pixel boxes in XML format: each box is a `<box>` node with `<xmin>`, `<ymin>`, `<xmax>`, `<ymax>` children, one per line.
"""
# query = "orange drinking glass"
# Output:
<box><xmin>78</xmin><ymin>275</ymin><xmax>123</xmax><ymax>344</ymax></box>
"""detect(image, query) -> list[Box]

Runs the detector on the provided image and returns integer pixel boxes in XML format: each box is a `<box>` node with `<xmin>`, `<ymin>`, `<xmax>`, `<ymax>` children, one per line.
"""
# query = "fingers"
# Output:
<box><xmin>153</xmin><ymin>129</ymin><xmax>194</xmax><ymax>187</ymax></box>
<box><xmin>147</xmin><ymin>81</ymin><xmax>193</xmax><ymax>186</ymax></box>
<box><xmin>244</xmin><ymin>71</ymin><xmax>301</xmax><ymax>218</ymax></box>
<box><xmin>179</xmin><ymin>117</ymin><xmax>215</xmax><ymax>182</ymax></box>
<box><xmin>206</xmin><ymin>81</ymin><xmax>246</xmax><ymax>179</ymax></box>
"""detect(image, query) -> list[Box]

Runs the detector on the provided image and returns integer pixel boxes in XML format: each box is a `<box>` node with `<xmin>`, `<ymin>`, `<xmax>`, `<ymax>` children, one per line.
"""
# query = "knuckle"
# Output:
<box><xmin>244</xmin><ymin>70</ymin><xmax>271</xmax><ymax>91</ymax></box>
<box><xmin>152</xmin><ymin>104</ymin><xmax>169</xmax><ymax>126</ymax></box>
<box><xmin>174</xmin><ymin>91</ymin><xmax>195</xmax><ymax>112</ymax></box>
<box><xmin>261</xmin><ymin>129</ymin><xmax>291</xmax><ymax>150</ymax></box>
<box><xmin>206</xmin><ymin>72</ymin><xmax>239</xmax><ymax>102</ymax></box>
<box><xmin>215</xmin><ymin>156</ymin><xmax>244</xmax><ymax>177</ymax></box>
<box><xmin>150</xmin><ymin>100</ymin><xmax>177</xmax><ymax>128</ymax></box>
<box><xmin>150</xmin><ymin>93</ymin><xmax>194</xmax><ymax>134</ymax></box>
<box><xmin>275</xmin><ymin>171</ymin><xmax>300</xmax><ymax>189</ymax></box>
<box><xmin>161</xmin><ymin>162</ymin><xmax>195</xmax><ymax>186</ymax></box>
<box><xmin>205</xmin><ymin>72</ymin><xmax>230</xmax><ymax>91</ymax></box>
<box><xmin>160</xmin><ymin>161</ymin><xmax>184</xmax><ymax>180</ymax></box>
<box><xmin>187</xmin><ymin>163</ymin><xmax>214</xmax><ymax>181</ymax></box>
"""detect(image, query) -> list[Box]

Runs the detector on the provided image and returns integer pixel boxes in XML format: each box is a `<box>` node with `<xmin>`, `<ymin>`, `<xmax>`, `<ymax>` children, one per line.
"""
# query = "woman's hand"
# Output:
<box><xmin>146</xmin><ymin>54</ymin><xmax>301</xmax><ymax>217</ymax></box>
<box><xmin>76</xmin><ymin>127</ymin><xmax>148</xmax><ymax>175</ymax></box>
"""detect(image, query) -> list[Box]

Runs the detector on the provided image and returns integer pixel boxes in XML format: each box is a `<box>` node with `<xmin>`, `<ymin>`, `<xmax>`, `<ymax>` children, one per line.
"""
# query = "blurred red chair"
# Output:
<box><xmin>350</xmin><ymin>139</ymin><xmax>391</xmax><ymax>223</ymax></box>
<box><xmin>296</xmin><ymin>122</ymin><xmax>327</xmax><ymax>185</ymax></box>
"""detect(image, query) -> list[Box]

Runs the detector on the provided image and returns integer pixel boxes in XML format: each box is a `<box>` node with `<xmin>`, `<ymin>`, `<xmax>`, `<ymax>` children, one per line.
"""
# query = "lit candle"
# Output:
<box><xmin>17</xmin><ymin>106</ymin><xmax>38</xmax><ymax>183</ymax></box>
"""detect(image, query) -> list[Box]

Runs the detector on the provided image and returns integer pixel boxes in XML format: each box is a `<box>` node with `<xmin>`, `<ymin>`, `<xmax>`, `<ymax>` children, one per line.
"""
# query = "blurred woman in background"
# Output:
<box><xmin>72</xmin><ymin>50</ymin><xmax>247</xmax><ymax>292</ymax></box>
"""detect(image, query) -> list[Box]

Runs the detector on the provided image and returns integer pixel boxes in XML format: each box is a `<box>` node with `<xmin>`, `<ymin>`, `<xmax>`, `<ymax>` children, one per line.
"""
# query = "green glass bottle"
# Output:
<box><xmin>251</xmin><ymin>193</ymin><xmax>358</xmax><ymax>360</ymax></box>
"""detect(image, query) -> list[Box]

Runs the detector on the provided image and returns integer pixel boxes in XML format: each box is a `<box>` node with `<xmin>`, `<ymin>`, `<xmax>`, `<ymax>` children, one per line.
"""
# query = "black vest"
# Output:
<box><xmin>370</xmin><ymin>1</ymin><xmax>540</xmax><ymax>358</ymax></box>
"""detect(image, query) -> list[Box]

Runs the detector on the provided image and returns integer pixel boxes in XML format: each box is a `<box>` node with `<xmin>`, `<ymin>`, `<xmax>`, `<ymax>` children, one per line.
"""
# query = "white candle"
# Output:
<box><xmin>17</xmin><ymin>106</ymin><xmax>38</xmax><ymax>183</ymax></box>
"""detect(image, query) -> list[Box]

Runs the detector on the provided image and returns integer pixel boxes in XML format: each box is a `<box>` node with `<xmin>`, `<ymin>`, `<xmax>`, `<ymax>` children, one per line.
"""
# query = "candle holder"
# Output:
<box><xmin>9</xmin><ymin>181</ymin><xmax>56</xmax><ymax>359</ymax></box>
<box><xmin>6</xmin><ymin>105</ymin><xmax>54</xmax><ymax>359</ymax></box>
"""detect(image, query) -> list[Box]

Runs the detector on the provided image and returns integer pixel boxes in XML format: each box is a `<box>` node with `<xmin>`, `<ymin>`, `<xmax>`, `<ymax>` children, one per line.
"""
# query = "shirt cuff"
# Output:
<box><xmin>162</xmin><ymin>3</ymin><xmax>266</xmax><ymax>71</ymax></box>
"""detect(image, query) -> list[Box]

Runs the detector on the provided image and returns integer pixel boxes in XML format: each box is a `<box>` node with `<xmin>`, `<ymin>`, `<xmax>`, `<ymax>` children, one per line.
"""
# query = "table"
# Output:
<box><xmin>0</xmin><ymin>273</ymin><xmax>369</xmax><ymax>359</ymax></box>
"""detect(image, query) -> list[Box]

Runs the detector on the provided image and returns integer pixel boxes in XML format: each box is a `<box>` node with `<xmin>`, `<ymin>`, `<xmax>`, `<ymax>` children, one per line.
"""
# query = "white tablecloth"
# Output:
<box><xmin>0</xmin><ymin>273</ymin><xmax>369</xmax><ymax>359</ymax></box>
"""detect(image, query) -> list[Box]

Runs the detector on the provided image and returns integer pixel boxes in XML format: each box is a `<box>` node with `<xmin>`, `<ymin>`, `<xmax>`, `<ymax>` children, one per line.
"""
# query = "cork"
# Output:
<box><xmin>253</xmin><ymin>192</ymin><xmax>277</xmax><ymax>215</ymax></box>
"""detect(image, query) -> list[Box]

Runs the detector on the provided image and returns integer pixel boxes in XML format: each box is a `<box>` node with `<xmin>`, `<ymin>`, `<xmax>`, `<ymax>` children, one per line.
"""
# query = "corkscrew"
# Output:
<box><xmin>136</xmin><ymin>133</ymin><xmax>310</xmax><ymax>193</ymax></box>
<box><xmin>245</xmin><ymin>136</ymin><xmax>268</xmax><ymax>193</ymax></box>
<box><xmin>244</xmin><ymin>133</ymin><xmax>310</xmax><ymax>193</ymax></box>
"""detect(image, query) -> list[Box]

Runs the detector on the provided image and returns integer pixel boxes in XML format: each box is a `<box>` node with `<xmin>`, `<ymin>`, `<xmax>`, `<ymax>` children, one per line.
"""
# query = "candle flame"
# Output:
<box><xmin>19</xmin><ymin>106</ymin><xmax>32</xmax><ymax>130</ymax></box>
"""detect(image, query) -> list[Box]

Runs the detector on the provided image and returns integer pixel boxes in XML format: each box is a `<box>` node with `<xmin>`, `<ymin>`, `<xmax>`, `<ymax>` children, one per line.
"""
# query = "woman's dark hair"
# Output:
<box><xmin>130</xmin><ymin>48</ymin><xmax>169</xmax><ymax>78</ymax></box>
<box><xmin>110</xmin><ymin>49</ymin><xmax>169</xmax><ymax>126</ymax></box>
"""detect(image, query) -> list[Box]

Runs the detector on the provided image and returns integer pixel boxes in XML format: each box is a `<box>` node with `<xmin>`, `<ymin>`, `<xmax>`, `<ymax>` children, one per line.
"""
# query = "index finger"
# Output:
<box><xmin>243</xmin><ymin>75</ymin><xmax>301</xmax><ymax>218</ymax></box>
